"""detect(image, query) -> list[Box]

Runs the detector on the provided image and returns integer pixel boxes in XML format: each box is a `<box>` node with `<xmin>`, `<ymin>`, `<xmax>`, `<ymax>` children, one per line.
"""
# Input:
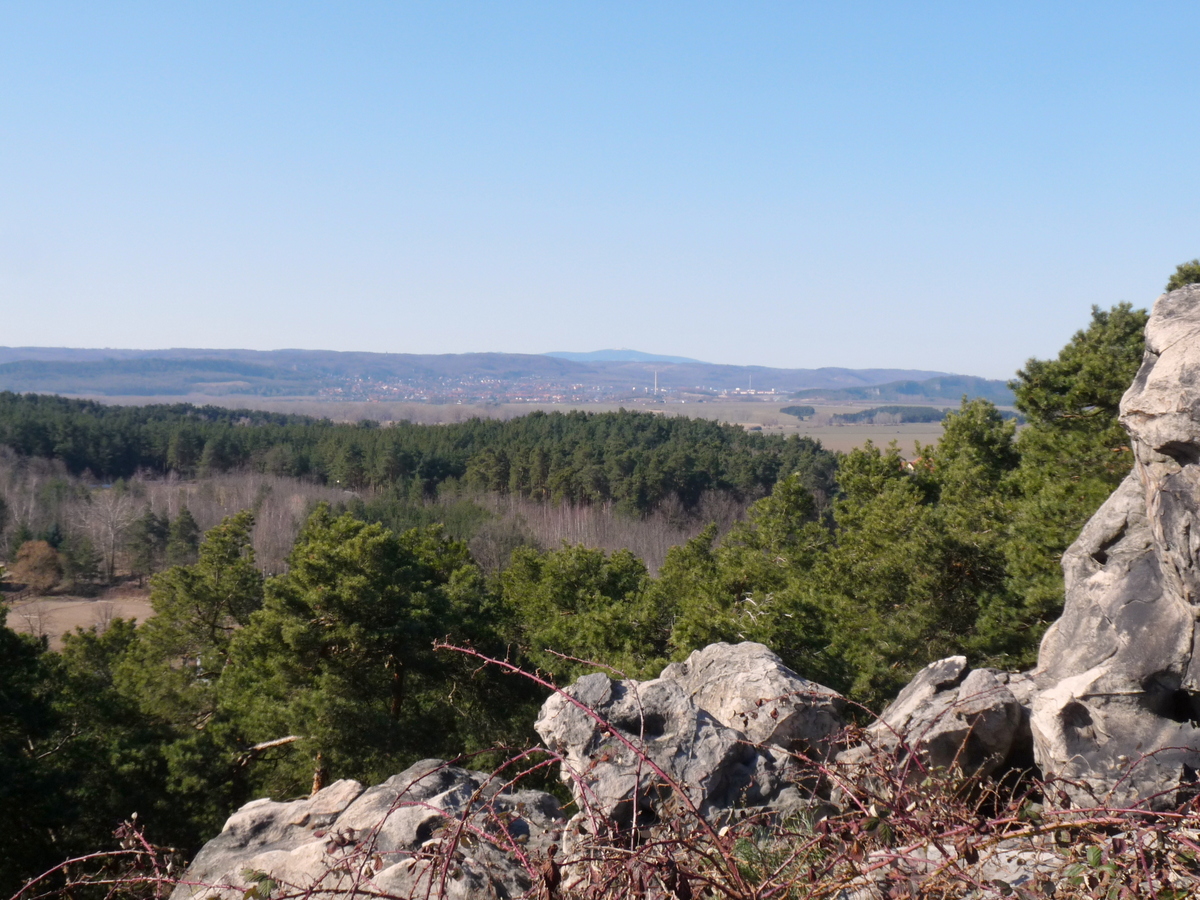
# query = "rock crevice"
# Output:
<box><xmin>1031</xmin><ymin>284</ymin><xmax>1200</xmax><ymax>808</ymax></box>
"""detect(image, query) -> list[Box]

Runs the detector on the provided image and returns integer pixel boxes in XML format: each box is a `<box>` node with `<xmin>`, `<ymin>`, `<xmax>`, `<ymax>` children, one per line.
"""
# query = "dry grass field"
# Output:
<box><xmin>4</xmin><ymin>586</ymin><xmax>154</xmax><ymax>650</ymax></box>
<box><xmin>77</xmin><ymin>394</ymin><xmax>950</xmax><ymax>454</ymax></box>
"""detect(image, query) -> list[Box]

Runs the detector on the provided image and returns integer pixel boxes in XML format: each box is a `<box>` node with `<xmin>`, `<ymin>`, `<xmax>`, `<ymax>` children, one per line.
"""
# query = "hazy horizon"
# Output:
<box><xmin>0</xmin><ymin>343</ymin><xmax>974</xmax><ymax>379</ymax></box>
<box><xmin>4</xmin><ymin>4</ymin><xmax>1197</xmax><ymax>379</ymax></box>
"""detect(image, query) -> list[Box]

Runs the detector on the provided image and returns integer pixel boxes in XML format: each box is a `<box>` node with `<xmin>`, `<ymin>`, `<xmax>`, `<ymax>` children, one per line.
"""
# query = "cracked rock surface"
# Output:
<box><xmin>837</xmin><ymin>657</ymin><xmax>1033</xmax><ymax>790</ymax></box>
<box><xmin>534</xmin><ymin>641</ymin><xmax>845</xmax><ymax>826</ymax></box>
<box><xmin>1032</xmin><ymin>284</ymin><xmax>1200</xmax><ymax>808</ymax></box>
<box><xmin>171</xmin><ymin>760</ymin><xmax>562</xmax><ymax>900</ymax></box>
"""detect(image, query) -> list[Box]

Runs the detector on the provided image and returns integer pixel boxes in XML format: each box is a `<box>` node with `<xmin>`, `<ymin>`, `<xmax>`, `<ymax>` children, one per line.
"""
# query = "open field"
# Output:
<box><xmin>75</xmin><ymin>394</ymin><xmax>954</xmax><ymax>453</ymax></box>
<box><xmin>4</xmin><ymin>586</ymin><xmax>154</xmax><ymax>650</ymax></box>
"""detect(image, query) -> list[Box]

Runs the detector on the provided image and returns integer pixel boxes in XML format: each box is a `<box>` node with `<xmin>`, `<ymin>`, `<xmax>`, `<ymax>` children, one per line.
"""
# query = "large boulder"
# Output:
<box><xmin>658</xmin><ymin>641</ymin><xmax>846</xmax><ymax>756</ymax></box>
<box><xmin>172</xmin><ymin>760</ymin><xmax>562</xmax><ymax>900</ymax></box>
<box><xmin>837</xmin><ymin>657</ymin><xmax>1032</xmax><ymax>788</ymax></box>
<box><xmin>1032</xmin><ymin>283</ymin><xmax>1200</xmax><ymax>808</ymax></box>
<box><xmin>534</xmin><ymin>641</ymin><xmax>845</xmax><ymax>827</ymax></box>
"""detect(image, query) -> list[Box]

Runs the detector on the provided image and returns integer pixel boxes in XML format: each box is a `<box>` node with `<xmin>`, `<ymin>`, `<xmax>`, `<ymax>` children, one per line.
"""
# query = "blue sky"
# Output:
<box><xmin>2</xmin><ymin>2</ymin><xmax>1198</xmax><ymax>379</ymax></box>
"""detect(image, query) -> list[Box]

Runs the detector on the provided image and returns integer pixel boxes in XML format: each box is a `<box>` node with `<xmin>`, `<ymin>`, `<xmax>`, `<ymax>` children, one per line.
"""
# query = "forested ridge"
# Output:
<box><xmin>0</xmin><ymin>396</ymin><xmax>835</xmax><ymax>513</ymax></box>
<box><xmin>0</xmin><ymin>303</ymin><xmax>1150</xmax><ymax>891</ymax></box>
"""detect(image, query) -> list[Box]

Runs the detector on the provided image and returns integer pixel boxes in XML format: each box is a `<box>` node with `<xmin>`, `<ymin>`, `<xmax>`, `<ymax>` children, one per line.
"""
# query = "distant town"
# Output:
<box><xmin>0</xmin><ymin>348</ymin><xmax>1006</xmax><ymax>404</ymax></box>
<box><xmin>316</xmin><ymin>372</ymin><xmax>787</xmax><ymax>405</ymax></box>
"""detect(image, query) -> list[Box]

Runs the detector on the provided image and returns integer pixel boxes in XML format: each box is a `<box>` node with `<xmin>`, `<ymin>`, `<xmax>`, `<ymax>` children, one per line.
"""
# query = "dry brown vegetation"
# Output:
<box><xmin>476</xmin><ymin>491</ymin><xmax>746</xmax><ymax>574</ymax></box>
<box><xmin>0</xmin><ymin>447</ymin><xmax>352</xmax><ymax>574</ymax></box>
<box><xmin>5</xmin><ymin>592</ymin><xmax>153</xmax><ymax>648</ymax></box>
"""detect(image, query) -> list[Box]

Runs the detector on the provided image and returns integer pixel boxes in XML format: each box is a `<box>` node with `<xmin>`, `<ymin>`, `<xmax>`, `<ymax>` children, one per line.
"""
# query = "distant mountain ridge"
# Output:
<box><xmin>545</xmin><ymin>349</ymin><xmax>709</xmax><ymax>364</ymax></box>
<box><xmin>792</xmin><ymin>375</ymin><xmax>1015</xmax><ymax>406</ymax></box>
<box><xmin>0</xmin><ymin>346</ymin><xmax>1005</xmax><ymax>403</ymax></box>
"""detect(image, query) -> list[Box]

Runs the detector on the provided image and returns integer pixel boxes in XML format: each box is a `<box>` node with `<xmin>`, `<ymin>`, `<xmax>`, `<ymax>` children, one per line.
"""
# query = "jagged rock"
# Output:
<box><xmin>534</xmin><ymin>641</ymin><xmax>845</xmax><ymax>827</ymax></box>
<box><xmin>171</xmin><ymin>759</ymin><xmax>562</xmax><ymax>900</ymax></box>
<box><xmin>837</xmin><ymin>657</ymin><xmax>1030</xmax><ymax>787</ymax></box>
<box><xmin>658</xmin><ymin>640</ymin><xmax>846</xmax><ymax>756</ymax></box>
<box><xmin>1031</xmin><ymin>283</ymin><xmax>1200</xmax><ymax>808</ymax></box>
<box><xmin>838</xmin><ymin>831</ymin><xmax>1076</xmax><ymax>900</ymax></box>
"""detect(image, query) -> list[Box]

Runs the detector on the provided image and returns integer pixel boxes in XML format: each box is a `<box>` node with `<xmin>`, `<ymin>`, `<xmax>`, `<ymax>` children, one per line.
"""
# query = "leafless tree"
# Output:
<box><xmin>93</xmin><ymin>600</ymin><xmax>116</xmax><ymax>633</ymax></box>
<box><xmin>13</xmin><ymin>599</ymin><xmax>52</xmax><ymax>639</ymax></box>
<box><xmin>478</xmin><ymin>490</ymin><xmax>747</xmax><ymax>574</ymax></box>
<box><xmin>137</xmin><ymin>471</ymin><xmax>346</xmax><ymax>573</ymax></box>
<box><xmin>76</xmin><ymin>488</ymin><xmax>138</xmax><ymax>582</ymax></box>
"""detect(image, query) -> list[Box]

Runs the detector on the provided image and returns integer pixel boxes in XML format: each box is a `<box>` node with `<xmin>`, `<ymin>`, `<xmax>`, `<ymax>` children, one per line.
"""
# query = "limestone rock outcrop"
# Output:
<box><xmin>657</xmin><ymin>640</ymin><xmax>846</xmax><ymax>756</ymax></box>
<box><xmin>534</xmin><ymin>641</ymin><xmax>845</xmax><ymax>826</ymax></box>
<box><xmin>1031</xmin><ymin>283</ymin><xmax>1200</xmax><ymax>808</ymax></box>
<box><xmin>172</xmin><ymin>760</ymin><xmax>562</xmax><ymax>900</ymax></box>
<box><xmin>837</xmin><ymin>657</ymin><xmax>1033</xmax><ymax>787</ymax></box>
<box><xmin>174</xmin><ymin>645</ymin><xmax>846</xmax><ymax>900</ymax></box>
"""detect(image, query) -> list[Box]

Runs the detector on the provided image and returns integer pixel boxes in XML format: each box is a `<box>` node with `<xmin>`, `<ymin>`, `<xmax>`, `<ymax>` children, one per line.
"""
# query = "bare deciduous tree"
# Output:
<box><xmin>479</xmin><ymin>491</ymin><xmax>747</xmax><ymax>574</ymax></box>
<box><xmin>13</xmin><ymin>600</ymin><xmax>52</xmax><ymax>638</ymax></box>
<box><xmin>77</xmin><ymin>488</ymin><xmax>138</xmax><ymax>582</ymax></box>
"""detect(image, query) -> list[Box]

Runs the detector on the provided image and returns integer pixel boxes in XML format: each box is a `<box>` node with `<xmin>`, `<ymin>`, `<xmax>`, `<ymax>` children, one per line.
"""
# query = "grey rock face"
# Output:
<box><xmin>534</xmin><ymin>641</ymin><xmax>845</xmax><ymax>826</ymax></box>
<box><xmin>172</xmin><ymin>760</ymin><xmax>562</xmax><ymax>900</ymax></box>
<box><xmin>658</xmin><ymin>640</ymin><xmax>846</xmax><ymax>756</ymax></box>
<box><xmin>1032</xmin><ymin>284</ymin><xmax>1200</xmax><ymax>808</ymax></box>
<box><xmin>837</xmin><ymin>657</ymin><xmax>1030</xmax><ymax>787</ymax></box>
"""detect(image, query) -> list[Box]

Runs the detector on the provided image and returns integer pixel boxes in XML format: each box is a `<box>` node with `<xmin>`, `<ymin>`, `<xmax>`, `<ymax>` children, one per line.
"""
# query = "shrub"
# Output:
<box><xmin>10</xmin><ymin>540</ymin><xmax>62</xmax><ymax>594</ymax></box>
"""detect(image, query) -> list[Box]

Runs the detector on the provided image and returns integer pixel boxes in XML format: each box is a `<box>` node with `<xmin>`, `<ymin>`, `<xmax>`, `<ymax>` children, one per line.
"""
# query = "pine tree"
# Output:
<box><xmin>59</xmin><ymin>531</ymin><xmax>102</xmax><ymax>592</ymax></box>
<box><xmin>118</xmin><ymin>511</ymin><xmax>263</xmax><ymax>728</ymax></box>
<box><xmin>217</xmin><ymin>507</ymin><xmax>496</xmax><ymax>797</ymax></box>
<box><xmin>501</xmin><ymin>543</ymin><xmax>661</xmax><ymax>681</ymax></box>
<box><xmin>659</xmin><ymin>473</ymin><xmax>830</xmax><ymax>677</ymax></box>
<box><xmin>1004</xmin><ymin>303</ymin><xmax>1147</xmax><ymax>655</ymax></box>
<box><xmin>166</xmin><ymin>506</ymin><xmax>201</xmax><ymax>566</ymax></box>
<box><xmin>127</xmin><ymin>508</ymin><xmax>169</xmax><ymax>582</ymax></box>
<box><xmin>1166</xmin><ymin>258</ymin><xmax>1200</xmax><ymax>292</ymax></box>
<box><xmin>0</xmin><ymin>609</ymin><xmax>57</xmax><ymax>892</ymax></box>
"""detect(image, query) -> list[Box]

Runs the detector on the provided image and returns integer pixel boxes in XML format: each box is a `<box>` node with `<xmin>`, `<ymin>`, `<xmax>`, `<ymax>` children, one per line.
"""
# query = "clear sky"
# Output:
<box><xmin>2</xmin><ymin>2</ymin><xmax>1198</xmax><ymax>379</ymax></box>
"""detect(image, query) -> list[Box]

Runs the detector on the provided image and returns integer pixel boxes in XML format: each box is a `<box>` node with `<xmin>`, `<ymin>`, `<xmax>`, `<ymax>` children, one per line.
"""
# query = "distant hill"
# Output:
<box><xmin>826</xmin><ymin>405</ymin><xmax>1025</xmax><ymax>425</ymax></box>
<box><xmin>0</xmin><ymin>346</ymin><xmax>962</xmax><ymax>401</ymax></box>
<box><xmin>791</xmin><ymin>375</ymin><xmax>1015</xmax><ymax>406</ymax></box>
<box><xmin>544</xmin><ymin>349</ymin><xmax>709</xmax><ymax>364</ymax></box>
<box><xmin>0</xmin><ymin>358</ymin><xmax>316</xmax><ymax>396</ymax></box>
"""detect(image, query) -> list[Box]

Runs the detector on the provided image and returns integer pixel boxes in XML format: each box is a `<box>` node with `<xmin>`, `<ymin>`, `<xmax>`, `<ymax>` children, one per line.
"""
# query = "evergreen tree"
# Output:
<box><xmin>127</xmin><ymin>508</ymin><xmax>169</xmax><ymax>582</ymax></box>
<box><xmin>166</xmin><ymin>506</ymin><xmax>201</xmax><ymax>566</ymax></box>
<box><xmin>43</xmin><ymin>622</ymin><xmax>186</xmax><ymax>858</ymax></box>
<box><xmin>113</xmin><ymin>511</ymin><xmax>266</xmax><ymax>837</ymax></box>
<box><xmin>500</xmin><ymin>543</ymin><xmax>662</xmax><ymax>681</ymax></box>
<box><xmin>59</xmin><ymin>531</ymin><xmax>102</xmax><ymax>592</ymax></box>
<box><xmin>931</xmin><ymin>400</ymin><xmax>1022</xmax><ymax>663</ymax></box>
<box><xmin>118</xmin><ymin>511</ymin><xmax>263</xmax><ymax>728</ymax></box>
<box><xmin>10</xmin><ymin>522</ymin><xmax>33</xmax><ymax>555</ymax></box>
<box><xmin>806</xmin><ymin>443</ymin><xmax>959</xmax><ymax>704</ymax></box>
<box><xmin>167</xmin><ymin>428</ymin><xmax>203</xmax><ymax>475</ymax></box>
<box><xmin>1166</xmin><ymin>258</ymin><xmax>1200</xmax><ymax>292</ymax></box>
<box><xmin>197</xmin><ymin>435</ymin><xmax>232</xmax><ymax>476</ymax></box>
<box><xmin>1004</xmin><ymin>303</ymin><xmax>1147</xmax><ymax>655</ymax></box>
<box><xmin>39</xmin><ymin>522</ymin><xmax>63</xmax><ymax>549</ymax></box>
<box><xmin>0</xmin><ymin>609</ymin><xmax>57</xmax><ymax>892</ymax></box>
<box><xmin>218</xmin><ymin>507</ymin><xmax>502</xmax><ymax>798</ymax></box>
<box><xmin>659</xmin><ymin>474</ymin><xmax>830</xmax><ymax>677</ymax></box>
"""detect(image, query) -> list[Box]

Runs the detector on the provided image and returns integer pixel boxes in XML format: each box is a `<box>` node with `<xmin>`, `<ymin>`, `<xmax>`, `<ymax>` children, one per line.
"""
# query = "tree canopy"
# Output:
<box><xmin>1004</xmin><ymin>303</ymin><xmax>1147</xmax><ymax>649</ymax></box>
<box><xmin>1166</xmin><ymin>258</ymin><xmax>1200</xmax><ymax>292</ymax></box>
